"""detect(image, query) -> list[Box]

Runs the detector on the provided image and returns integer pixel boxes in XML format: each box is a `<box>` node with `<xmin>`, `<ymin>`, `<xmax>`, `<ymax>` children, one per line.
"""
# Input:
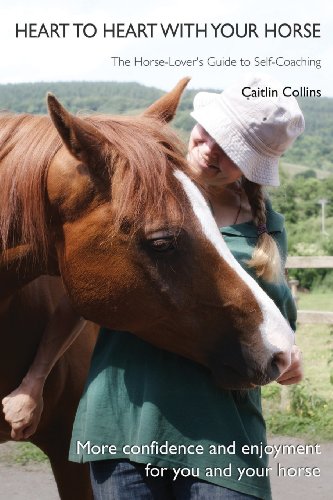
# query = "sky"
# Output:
<box><xmin>0</xmin><ymin>0</ymin><xmax>332</xmax><ymax>95</ymax></box>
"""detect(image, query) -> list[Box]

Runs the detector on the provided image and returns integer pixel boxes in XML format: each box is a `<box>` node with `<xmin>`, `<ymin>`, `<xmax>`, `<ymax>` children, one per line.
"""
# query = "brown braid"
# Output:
<box><xmin>242</xmin><ymin>178</ymin><xmax>282</xmax><ymax>282</ymax></box>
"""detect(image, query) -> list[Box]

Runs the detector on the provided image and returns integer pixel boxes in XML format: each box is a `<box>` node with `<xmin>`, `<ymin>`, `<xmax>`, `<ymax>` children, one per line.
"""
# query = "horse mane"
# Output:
<box><xmin>0</xmin><ymin>113</ymin><xmax>62</xmax><ymax>261</ymax></box>
<box><xmin>86</xmin><ymin>115</ymin><xmax>190</xmax><ymax>235</ymax></box>
<box><xmin>0</xmin><ymin>111</ymin><xmax>190</xmax><ymax>264</ymax></box>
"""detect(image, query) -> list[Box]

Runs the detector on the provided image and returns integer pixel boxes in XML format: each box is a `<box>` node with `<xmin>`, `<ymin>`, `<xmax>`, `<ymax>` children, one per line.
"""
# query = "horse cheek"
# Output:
<box><xmin>54</xmin><ymin>228</ymin><xmax>145</xmax><ymax>329</ymax></box>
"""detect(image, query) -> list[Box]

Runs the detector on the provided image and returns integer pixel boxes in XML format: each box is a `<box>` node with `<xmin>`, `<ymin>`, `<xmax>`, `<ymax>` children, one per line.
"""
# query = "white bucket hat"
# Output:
<box><xmin>190</xmin><ymin>73</ymin><xmax>305</xmax><ymax>187</ymax></box>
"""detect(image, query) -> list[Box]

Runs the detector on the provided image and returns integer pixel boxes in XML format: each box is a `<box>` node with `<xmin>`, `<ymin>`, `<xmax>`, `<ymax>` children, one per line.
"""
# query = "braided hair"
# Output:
<box><xmin>242</xmin><ymin>178</ymin><xmax>282</xmax><ymax>282</ymax></box>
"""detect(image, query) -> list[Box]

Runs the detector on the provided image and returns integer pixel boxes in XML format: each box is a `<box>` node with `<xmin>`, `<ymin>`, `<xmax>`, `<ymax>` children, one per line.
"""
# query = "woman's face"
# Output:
<box><xmin>188</xmin><ymin>124</ymin><xmax>242</xmax><ymax>187</ymax></box>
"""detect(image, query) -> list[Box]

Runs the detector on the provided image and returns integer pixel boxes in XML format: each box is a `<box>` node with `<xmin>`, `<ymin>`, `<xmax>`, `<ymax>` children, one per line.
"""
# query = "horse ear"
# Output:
<box><xmin>47</xmin><ymin>94</ymin><xmax>108</xmax><ymax>167</ymax></box>
<box><xmin>143</xmin><ymin>77</ymin><xmax>191</xmax><ymax>123</ymax></box>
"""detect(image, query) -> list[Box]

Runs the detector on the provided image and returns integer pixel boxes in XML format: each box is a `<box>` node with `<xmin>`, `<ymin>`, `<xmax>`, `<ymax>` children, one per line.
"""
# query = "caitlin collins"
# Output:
<box><xmin>242</xmin><ymin>86</ymin><xmax>321</xmax><ymax>98</ymax></box>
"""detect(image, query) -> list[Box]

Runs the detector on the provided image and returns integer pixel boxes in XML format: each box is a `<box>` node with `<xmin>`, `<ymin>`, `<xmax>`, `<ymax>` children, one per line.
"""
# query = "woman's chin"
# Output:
<box><xmin>197</xmin><ymin>163</ymin><xmax>221</xmax><ymax>177</ymax></box>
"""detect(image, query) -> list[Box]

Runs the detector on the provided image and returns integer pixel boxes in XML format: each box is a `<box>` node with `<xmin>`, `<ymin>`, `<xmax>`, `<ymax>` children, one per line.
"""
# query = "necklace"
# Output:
<box><xmin>208</xmin><ymin>191</ymin><xmax>242</xmax><ymax>226</ymax></box>
<box><xmin>233</xmin><ymin>191</ymin><xmax>242</xmax><ymax>225</ymax></box>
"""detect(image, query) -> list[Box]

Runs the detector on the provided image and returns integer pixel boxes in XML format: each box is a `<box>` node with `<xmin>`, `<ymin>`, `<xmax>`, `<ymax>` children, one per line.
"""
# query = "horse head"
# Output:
<box><xmin>45</xmin><ymin>79</ymin><xmax>294</xmax><ymax>389</ymax></box>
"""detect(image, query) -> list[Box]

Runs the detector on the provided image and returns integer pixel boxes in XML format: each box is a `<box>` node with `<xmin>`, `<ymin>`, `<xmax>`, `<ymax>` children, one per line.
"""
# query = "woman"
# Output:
<box><xmin>3</xmin><ymin>74</ymin><xmax>303</xmax><ymax>499</ymax></box>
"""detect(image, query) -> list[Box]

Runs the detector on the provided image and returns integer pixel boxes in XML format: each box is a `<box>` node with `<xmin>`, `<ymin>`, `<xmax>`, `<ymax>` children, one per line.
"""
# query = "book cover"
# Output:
<box><xmin>0</xmin><ymin>1</ymin><xmax>332</xmax><ymax>499</ymax></box>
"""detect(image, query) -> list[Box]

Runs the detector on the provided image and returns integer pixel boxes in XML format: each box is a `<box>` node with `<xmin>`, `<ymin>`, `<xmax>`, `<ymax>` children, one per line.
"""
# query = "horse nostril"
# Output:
<box><xmin>271</xmin><ymin>351</ymin><xmax>291</xmax><ymax>378</ymax></box>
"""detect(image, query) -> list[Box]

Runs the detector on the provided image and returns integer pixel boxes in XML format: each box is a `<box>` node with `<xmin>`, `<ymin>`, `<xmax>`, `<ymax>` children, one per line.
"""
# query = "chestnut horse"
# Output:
<box><xmin>0</xmin><ymin>79</ymin><xmax>294</xmax><ymax>498</ymax></box>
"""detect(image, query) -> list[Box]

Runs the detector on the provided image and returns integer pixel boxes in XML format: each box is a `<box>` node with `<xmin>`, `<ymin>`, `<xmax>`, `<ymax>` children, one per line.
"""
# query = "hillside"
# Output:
<box><xmin>0</xmin><ymin>81</ymin><xmax>332</xmax><ymax>171</ymax></box>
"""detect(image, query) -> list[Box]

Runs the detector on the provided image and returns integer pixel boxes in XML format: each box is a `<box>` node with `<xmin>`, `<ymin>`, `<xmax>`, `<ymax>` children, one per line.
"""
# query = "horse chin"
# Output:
<box><xmin>213</xmin><ymin>364</ymin><xmax>278</xmax><ymax>390</ymax></box>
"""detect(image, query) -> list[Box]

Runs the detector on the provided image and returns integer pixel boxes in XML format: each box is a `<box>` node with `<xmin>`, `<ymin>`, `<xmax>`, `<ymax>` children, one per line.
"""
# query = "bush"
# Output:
<box><xmin>263</xmin><ymin>382</ymin><xmax>333</xmax><ymax>440</ymax></box>
<box><xmin>289</xmin><ymin>382</ymin><xmax>326</xmax><ymax>418</ymax></box>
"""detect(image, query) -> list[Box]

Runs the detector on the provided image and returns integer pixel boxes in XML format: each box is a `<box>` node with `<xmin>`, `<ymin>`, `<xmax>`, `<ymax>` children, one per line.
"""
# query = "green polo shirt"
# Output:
<box><xmin>69</xmin><ymin>204</ymin><xmax>296</xmax><ymax>500</ymax></box>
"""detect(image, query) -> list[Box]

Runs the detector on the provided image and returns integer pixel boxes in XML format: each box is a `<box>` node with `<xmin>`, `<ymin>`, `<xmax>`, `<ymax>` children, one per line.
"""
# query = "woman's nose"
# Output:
<box><xmin>201</xmin><ymin>138</ymin><xmax>218</xmax><ymax>157</ymax></box>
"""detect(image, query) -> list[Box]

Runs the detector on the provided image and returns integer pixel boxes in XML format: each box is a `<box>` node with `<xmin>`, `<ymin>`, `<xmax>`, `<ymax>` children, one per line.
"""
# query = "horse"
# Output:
<box><xmin>0</xmin><ymin>78</ymin><xmax>294</xmax><ymax>499</ymax></box>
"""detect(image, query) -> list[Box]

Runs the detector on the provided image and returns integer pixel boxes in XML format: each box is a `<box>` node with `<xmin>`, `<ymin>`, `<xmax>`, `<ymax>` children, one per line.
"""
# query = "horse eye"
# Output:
<box><xmin>148</xmin><ymin>236</ymin><xmax>176</xmax><ymax>252</ymax></box>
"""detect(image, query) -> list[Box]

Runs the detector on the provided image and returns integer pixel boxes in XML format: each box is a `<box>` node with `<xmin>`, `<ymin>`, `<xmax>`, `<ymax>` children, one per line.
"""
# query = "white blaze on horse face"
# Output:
<box><xmin>173</xmin><ymin>170</ymin><xmax>294</xmax><ymax>362</ymax></box>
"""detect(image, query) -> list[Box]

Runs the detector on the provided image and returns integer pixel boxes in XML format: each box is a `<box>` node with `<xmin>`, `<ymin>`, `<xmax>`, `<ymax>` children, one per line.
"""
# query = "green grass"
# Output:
<box><xmin>297</xmin><ymin>324</ymin><xmax>333</xmax><ymax>399</ymax></box>
<box><xmin>0</xmin><ymin>441</ymin><xmax>48</xmax><ymax>465</ymax></box>
<box><xmin>262</xmin><ymin>324</ymin><xmax>333</xmax><ymax>440</ymax></box>
<box><xmin>297</xmin><ymin>291</ymin><xmax>333</xmax><ymax>311</ymax></box>
<box><xmin>13</xmin><ymin>442</ymin><xmax>48</xmax><ymax>464</ymax></box>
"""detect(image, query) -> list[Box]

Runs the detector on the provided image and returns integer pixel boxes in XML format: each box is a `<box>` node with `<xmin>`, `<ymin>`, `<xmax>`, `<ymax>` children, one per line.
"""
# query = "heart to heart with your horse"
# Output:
<box><xmin>76</xmin><ymin>439</ymin><xmax>322</xmax><ymax>480</ymax></box>
<box><xmin>15</xmin><ymin>22</ymin><xmax>321</xmax><ymax>39</ymax></box>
